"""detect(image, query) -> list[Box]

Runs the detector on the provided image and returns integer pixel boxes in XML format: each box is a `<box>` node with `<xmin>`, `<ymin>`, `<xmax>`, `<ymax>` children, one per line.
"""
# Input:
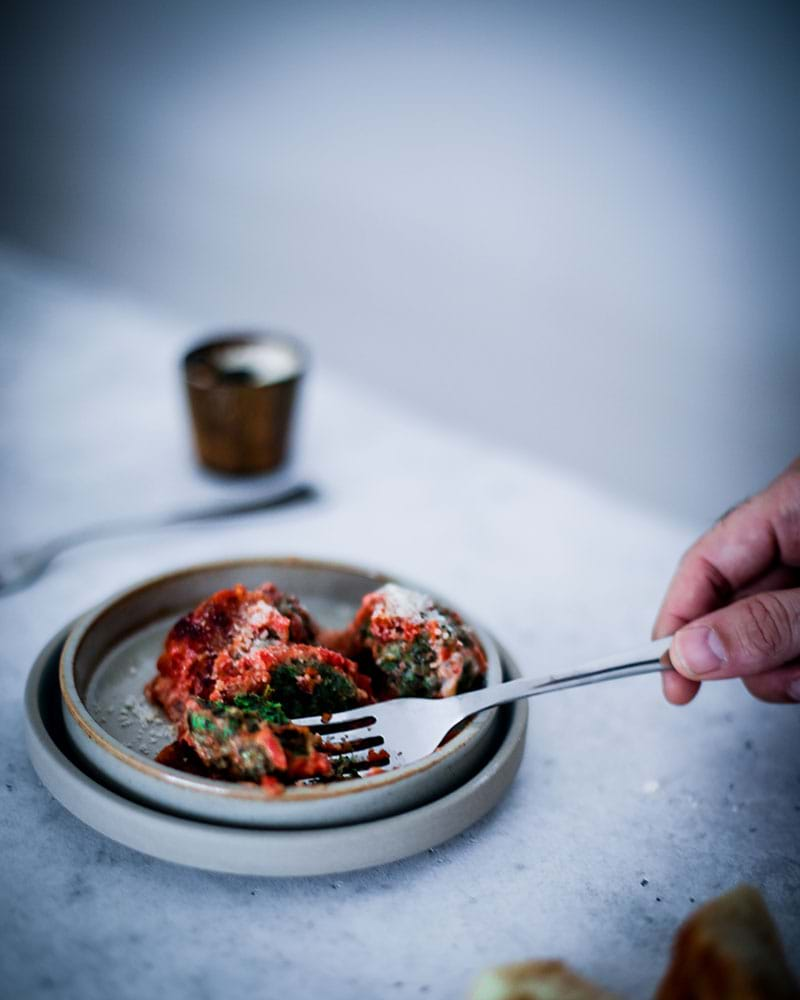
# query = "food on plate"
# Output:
<box><xmin>146</xmin><ymin>580</ymin><xmax>487</xmax><ymax>791</ymax></box>
<box><xmin>146</xmin><ymin>582</ymin><xmax>341</xmax><ymax>721</ymax></box>
<box><xmin>173</xmin><ymin>696</ymin><xmax>332</xmax><ymax>788</ymax></box>
<box><xmin>208</xmin><ymin>643</ymin><xmax>371</xmax><ymax>716</ymax></box>
<box><xmin>335</xmin><ymin>583</ymin><xmax>488</xmax><ymax>698</ymax></box>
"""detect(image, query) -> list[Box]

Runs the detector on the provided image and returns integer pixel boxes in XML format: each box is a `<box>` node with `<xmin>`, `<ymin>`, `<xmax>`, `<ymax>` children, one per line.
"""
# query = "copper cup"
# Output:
<box><xmin>183</xmin><ymin>331</ymin><xmax>308</xmax><ymax>475</ymax></box>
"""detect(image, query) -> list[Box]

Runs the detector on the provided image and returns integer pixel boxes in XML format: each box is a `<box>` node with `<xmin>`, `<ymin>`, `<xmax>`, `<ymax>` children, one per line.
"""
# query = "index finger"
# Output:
<box><xmin>653</xmin><ymin>459</ymin><xmax>800</xmax><ymax>640</ymax></box>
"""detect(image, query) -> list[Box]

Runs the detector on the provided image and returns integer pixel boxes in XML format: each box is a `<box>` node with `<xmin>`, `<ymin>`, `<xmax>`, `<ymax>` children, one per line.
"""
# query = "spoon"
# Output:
<box><xmin>0</xmin><ymin>481</ymin><xmax>316</xmax><ymax>596</ymax></box>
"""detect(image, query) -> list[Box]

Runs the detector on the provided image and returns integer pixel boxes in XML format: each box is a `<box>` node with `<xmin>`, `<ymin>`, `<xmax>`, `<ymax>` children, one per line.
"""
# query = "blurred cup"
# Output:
<box><xmin>183</xmin><ymin>331</ymin><xmax>308</xmax><ymax>475</ymax></box>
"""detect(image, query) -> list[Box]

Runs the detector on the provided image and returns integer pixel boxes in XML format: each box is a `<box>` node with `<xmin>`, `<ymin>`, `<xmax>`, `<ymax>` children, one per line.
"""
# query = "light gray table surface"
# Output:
<box><xmin>1</xmin><ymin>244</ymin><xmax>798</xmax><ymax>999</ymax></box>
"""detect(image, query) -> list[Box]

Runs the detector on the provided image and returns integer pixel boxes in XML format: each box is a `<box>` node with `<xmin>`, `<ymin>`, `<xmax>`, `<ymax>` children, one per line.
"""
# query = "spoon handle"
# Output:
<box><xmin>0</xmin><ymin>481</ymin><xmax>317</xmax><ymax>595</ymax></box>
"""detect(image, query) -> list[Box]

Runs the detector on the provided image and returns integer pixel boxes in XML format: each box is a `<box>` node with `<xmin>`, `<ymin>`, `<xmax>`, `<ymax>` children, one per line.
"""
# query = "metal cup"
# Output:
<box><xmin>183</xmin><ymin>331</ymin><xmax>308</xmax><ymax>475</ymax></box>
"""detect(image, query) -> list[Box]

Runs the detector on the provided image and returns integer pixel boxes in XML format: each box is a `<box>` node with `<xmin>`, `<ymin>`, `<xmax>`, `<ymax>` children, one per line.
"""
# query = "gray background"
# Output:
<box><xmin>2</xmin><ymin>0</ymin><xmax>798</xmax><ymax>525</ymax></box>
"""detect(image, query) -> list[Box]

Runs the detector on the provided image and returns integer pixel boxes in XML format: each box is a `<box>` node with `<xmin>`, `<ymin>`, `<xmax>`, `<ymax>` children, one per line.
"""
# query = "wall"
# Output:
<box><xmin>2</xmin><ymin>0</ymin><xmax>798</xmax><ymax>524</ymax></box>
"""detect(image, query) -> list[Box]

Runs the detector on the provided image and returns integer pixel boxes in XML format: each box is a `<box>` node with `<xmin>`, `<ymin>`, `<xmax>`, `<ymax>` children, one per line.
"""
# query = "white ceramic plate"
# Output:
<box><xmin>29</xmin><ymin>624</ymin><xmax>527</xmax><ymax>876</ymax></box>
<box><xmin>60</xmin><ymin>559</ymin><xmax>503</xmax><ymax>828</ymax></box>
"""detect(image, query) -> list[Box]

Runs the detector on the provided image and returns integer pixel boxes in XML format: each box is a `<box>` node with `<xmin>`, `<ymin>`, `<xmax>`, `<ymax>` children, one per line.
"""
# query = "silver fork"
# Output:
<box><xmin>294</xmin><ymin>637</ymin><xmax>673</xmax><ymax>771</ymax></box>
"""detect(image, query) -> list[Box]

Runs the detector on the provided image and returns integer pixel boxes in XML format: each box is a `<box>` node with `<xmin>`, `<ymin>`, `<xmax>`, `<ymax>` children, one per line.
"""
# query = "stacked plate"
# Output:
<box><xmin>25</xmin><ymin>558</ymin><xmax>528</xmax><ymax>876</ymax></box>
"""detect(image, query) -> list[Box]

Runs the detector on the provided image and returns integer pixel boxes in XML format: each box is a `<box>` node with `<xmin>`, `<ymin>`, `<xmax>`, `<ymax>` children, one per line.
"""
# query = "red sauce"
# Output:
<box><xmin>147</xmin><ymin>581</ymin><xmax>487</xmax><ymax>792</ymax></box>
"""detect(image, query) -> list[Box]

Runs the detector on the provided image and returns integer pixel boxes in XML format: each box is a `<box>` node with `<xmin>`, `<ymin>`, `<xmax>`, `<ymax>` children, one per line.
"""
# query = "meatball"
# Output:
<box><xmin>349</xmin><ymin>584</ymin><xmax>487</xmax><ymax>698</ymax></box>
<box><xmin>261</xmin><ymin>583</ymin><xmax>320</xmax><ymax>645</ymax></box>
<box><xmin>147</xmin><ymin>579</ymin><xmax>484</xmax><ymax>791</ymax></box>
<box><xmin>146</xmin><ymin>582</ymin><xmax>322</xmax><ymax>721</ymax></box>
<box><xmin>176</xmin><ymin>696</ymin><xmax>332</xmax><ymax>784</ymax></box>
<box><xmin>208</xmin><ymin>642</ymin><xmax>372</xmax><ymax>716</ymax></box>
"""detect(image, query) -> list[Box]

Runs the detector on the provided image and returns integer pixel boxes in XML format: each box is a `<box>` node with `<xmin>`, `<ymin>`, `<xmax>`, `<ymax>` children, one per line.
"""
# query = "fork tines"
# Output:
<box><xmin>305</xmin><ymin>714</ymin><xmax>392</xmax><ymax>773</ymax></box>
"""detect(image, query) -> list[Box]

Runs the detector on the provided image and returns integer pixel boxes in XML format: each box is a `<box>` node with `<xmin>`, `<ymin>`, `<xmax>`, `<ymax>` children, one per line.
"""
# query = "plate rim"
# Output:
<box><xmin>27</xmin><ymin>622</ymin><xmax>528</xmax><ymax>876</ymax></box>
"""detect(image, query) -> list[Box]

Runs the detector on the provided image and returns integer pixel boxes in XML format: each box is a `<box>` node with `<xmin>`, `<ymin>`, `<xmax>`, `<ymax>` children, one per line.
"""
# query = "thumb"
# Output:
<box><xmin>669</xmin><ymin>588</ymin><xmax>800</xmax><ymax>681</ymax></box>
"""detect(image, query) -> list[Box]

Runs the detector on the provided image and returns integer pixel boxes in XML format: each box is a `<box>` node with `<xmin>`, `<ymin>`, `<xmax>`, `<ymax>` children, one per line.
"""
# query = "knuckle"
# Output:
<box><xmin>697</xmin><ymin>555</ymin><xmax>732</xmax><ymax>603</ymax></box>
<box><xmin>772</xmin><ymin>477</ymin><xmax>800</xmax><ymax>560</ymax></box>
<box><xmin>736</xmin><ymin>594</ymin><xmax>792</xmax><ymax>659</ymax></box>
<box><xmin>674</xmin><ymin>550</ymin><xmax>732</xmax><ymax>603</ymax></box>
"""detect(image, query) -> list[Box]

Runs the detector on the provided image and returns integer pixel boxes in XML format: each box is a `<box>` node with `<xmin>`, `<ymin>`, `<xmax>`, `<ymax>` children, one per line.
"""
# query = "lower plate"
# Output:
<box><xmin>25</xmin><ymin>625</ymin><xmax>528</xmax><ymax>877</ymax></box>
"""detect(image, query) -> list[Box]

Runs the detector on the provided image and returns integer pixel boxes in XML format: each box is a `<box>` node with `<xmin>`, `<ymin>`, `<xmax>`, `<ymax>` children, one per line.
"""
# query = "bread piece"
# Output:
<box><xmin>470</xmin><ymin>959</ymin><xmax>621</xmax><ymax>1000</ymax></box>
<box><xmin>655</xmin><ymin>885</ymin><xmax>799</xmax><ymax>999</ymax></box>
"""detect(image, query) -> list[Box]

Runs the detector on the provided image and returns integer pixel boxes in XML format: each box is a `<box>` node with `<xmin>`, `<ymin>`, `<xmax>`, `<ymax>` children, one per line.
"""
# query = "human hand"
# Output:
<box><xmin>654</xmin><ymin>458</ymin><xmax>800</xmax><ymax>704</ymax></box>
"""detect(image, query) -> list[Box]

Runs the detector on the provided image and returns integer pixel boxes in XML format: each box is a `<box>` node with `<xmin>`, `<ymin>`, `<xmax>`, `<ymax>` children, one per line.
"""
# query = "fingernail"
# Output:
<box><xmin>672</xmin><ymin>626</ymin><xmax>726</xmax><ymax>677</ymax></box>
<box><xmin>788</xmin><ymin>679</ymin><xmax>800</xmax><ymax>702</ymax></box>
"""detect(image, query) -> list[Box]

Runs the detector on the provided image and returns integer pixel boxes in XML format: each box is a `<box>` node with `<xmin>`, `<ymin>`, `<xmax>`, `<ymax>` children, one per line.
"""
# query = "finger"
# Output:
<box><xmin>734</xmin><ymin>564</ymin><xmax>800</xmax><ymax>600</ymax></box>
<box><xmin>742</xmin><ymin>663</ymin><xmax>800</xmax><ymax>704</ymax></box>
<box><xmin>661</xmin><ymin>668</ymin><xmax>701</xmax><ymax>705</ymax></box>
<box><xmin>669</xmin><ymin>588</ymin><xmax>800</xmax><ymax>681</ymax></box>
<box><xmin>653</xmin><ymin>459</ymin><xmax>800</xmax><ymax>638</ymax></box>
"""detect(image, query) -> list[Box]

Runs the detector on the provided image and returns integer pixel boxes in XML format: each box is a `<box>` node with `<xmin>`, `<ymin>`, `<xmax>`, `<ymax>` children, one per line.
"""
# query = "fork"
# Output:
<box><xmin>294</xmin><ymin>637</ymin><xmax>673</xmax><ymax>771</ymax></box>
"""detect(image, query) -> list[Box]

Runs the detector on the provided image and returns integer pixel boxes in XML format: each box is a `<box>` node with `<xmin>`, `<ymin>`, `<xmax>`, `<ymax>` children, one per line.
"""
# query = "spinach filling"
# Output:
<box><xmin>185</xmin><ymin>697</ymin><xmax>317</xmax><ymax>780</ymax></box>
<box><xmin>230</xmin><ymin>692</ymin><xmax>289</xmax><ymax>724</ymax></box>
<box><xmin>186</xmin><ymin>700</ymin><xmax>279</xmax><ymax>779</ymax></box>
<box><xmin>373</xmin><ymin>635</ymin><xmax>441</xmax><ymax>697</ymax></box>
<box><xmin>368</xmin><ymin>617</ymin><xmax>482</xmax><ymax>697</ymax></box>
<box><xmin>268</xmin><ymin>661</ymin><xmax>361</xmax><ymax>718</ymax></box>
<box><xmin>188</xmin><ymin>696</ymin><xmax>288</xmax><ymax>737</ymax></box>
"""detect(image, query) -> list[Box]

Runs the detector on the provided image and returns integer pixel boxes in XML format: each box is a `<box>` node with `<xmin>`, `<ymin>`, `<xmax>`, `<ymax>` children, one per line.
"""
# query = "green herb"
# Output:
<box><xmin>373</xmin><ymin>633</ymin><xmax>438</xmax><ymax>696</ymax></box>
<box><xmin>188</xmin><ymin>711</ymin><xmax>216</xmax><ymax>733</ymax></box>
<box><xmin>188</xmin><ymin>710</ymin><xmax>235</xmax><ymax>740</ymax></box>
<box><xmin>230</xmin><ymin>693</ymin><xmax>289</xmax><ymax>724</ymax></box>
<box><xmin>330</xmin><ymin>755</ymin><xmax>362</xmax><ymax>780</ymax></box>
<box><xmin>269</xmin><ymin>662</ymin><xmax>360</xmax><ymax>717</ymax></box>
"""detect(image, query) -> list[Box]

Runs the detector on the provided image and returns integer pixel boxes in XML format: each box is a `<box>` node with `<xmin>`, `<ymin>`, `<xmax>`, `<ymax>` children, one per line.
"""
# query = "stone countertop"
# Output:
<box><xmin>1</xmin><ymin>245</ymin><xmax>798</xmax><ymax>999</ymax></box>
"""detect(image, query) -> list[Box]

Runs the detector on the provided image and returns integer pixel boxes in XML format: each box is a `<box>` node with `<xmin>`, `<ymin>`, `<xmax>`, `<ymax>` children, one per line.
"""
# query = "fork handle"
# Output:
<box><xmin>453</xmin><ymin>637</ymin><xmax>673</xmax><ymax>720</ymax></box>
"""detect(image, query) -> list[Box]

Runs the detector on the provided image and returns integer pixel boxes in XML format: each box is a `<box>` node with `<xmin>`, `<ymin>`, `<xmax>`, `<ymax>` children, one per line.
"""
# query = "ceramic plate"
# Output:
<box><xmin>29</xmin><ymin>624</ymin><xmax>527</xmax><ymax>876</ymax></box>
<box><xmin>60</xmin><ymin>559</ymin><xmax>503</xmax><ymax>828</ymax></box>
